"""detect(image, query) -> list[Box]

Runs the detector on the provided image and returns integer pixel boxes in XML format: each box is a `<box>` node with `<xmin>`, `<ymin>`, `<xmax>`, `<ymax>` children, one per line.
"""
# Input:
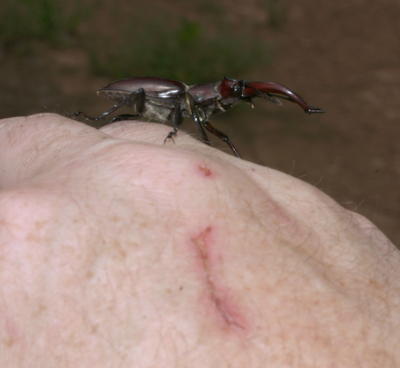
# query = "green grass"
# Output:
<box><xmin>0</xmin><ymin>0</ymin><xmax>93</xmax><ymax>49</ymax></box>
<box><xmin>0</xmin><ymin>1</ymin><xmax>275</xmax><ymax>84</ymax></box>
<box><xmin>263</xmin><ymin>0</ymin><xmax>287</xmax><ymax>29</ymax></box>
<box><xmin>89</xmin><ymin>18</ymin><xmax>271</xmax><ymax>84</ymax></box>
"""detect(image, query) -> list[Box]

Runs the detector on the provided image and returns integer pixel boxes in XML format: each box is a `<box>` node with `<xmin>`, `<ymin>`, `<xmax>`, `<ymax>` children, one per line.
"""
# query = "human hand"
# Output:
<box><xmin>0</xmin><ymin>113</ymin><xmax>399</xmax><ymax>367</ymax></box>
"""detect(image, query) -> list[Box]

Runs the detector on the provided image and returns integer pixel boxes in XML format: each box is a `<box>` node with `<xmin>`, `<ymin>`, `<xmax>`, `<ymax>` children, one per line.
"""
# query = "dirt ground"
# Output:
<box><xmin>1</xmin><ymin>1</ymin><xmax>399</xmax><ymax>246</ymax></box>
<box><xmin>259</xmin><ymin>1</ymin><xmax>400</xmax><ymax>247</ymax></box>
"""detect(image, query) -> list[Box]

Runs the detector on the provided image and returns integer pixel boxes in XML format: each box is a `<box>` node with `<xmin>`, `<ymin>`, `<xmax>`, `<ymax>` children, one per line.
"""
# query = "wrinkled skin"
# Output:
<box><xmin>0</xmin><ymin>113</ymin><xmax>399</xmax><ymax>368</ymax></box>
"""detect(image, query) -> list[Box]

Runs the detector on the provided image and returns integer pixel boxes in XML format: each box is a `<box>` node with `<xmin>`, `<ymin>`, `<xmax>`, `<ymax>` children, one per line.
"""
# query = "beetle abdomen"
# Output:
<box><xmin>141</xmin><ymin>103</ymin><xmax>173</xmax><ymax>123</ymax></box>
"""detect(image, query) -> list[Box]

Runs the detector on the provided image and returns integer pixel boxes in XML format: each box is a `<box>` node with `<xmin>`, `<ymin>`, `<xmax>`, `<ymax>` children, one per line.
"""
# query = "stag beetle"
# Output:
<box><xmin>73</xmin><ymin>77</ymin><xmax>323</xmax><ymax>157</ymax></box>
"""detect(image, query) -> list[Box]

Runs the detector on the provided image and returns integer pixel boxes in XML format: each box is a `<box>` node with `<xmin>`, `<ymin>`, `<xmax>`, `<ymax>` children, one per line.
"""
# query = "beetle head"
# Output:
<box><xmin>219</xmin><ymin>77</ymin><xmax>246</xmax><ymax>99</ymax></box>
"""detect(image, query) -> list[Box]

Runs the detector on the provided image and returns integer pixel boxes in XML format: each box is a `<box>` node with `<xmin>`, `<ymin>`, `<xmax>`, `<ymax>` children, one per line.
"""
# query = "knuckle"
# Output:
<box><xmin>97</xmin><ymin>141</ymin><xmax>208</xmax><ymax>194</ymax></box>
<box><xmin>100</xmin><ymin>122</ymin><xmax>194</xmax><ymax>146</ymax></box>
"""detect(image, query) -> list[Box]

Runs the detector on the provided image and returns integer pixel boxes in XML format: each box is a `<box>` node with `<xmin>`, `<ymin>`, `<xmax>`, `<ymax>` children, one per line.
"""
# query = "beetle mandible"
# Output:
<box><xmin>73</xmin><ymin>76</ymin><xmax>323</xmax><ymax>157</ymax></box>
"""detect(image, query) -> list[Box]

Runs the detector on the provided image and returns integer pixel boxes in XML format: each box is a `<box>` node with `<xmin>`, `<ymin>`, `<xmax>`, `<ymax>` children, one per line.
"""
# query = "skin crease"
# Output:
<box><xmin>0</xmin><ymin>113</ymin><xmax>399</xmax><ymax>367</ymax></box>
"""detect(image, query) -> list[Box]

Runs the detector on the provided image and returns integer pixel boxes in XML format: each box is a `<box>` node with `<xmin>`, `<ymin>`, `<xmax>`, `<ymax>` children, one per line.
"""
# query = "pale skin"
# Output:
<box><xmin>0</xmin><ymin>113</ymin><xmax>399</xmax><ymax>367</ymax></box>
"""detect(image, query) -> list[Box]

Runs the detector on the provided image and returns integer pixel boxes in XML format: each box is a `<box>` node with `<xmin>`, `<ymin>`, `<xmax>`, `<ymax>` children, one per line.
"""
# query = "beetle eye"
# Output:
<box><xmin>233</xmin><ymin>84</ymin><xmax>241</xmax><ymax>94</ymax></box>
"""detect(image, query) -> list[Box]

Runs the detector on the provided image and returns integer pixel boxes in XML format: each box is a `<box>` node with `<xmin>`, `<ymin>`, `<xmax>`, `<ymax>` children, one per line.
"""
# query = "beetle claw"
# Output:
<box><xmin>164</xmin><ymin>127</ymin><xmax>178</xmax><ymax>145</ymax></box>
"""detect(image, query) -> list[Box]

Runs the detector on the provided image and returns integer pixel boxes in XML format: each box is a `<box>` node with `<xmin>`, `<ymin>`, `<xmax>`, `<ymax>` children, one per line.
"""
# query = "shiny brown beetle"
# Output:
<box><xmin>74</xmin><ymin>77</ymin><xmax>323</xmax><ymax>157</ymax></box>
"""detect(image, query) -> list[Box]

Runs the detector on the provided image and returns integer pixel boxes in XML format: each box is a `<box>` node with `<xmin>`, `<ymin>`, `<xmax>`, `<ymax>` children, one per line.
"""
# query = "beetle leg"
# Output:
<box><xmin>191</xmin><ymin>112</ymin><xmax>211</xmax><ymax>146</ymax></box>
<box><xmin>184</xmin><ymin>92</ymin><xmax>208</xmax><ymax>129</ymax></box>
<box><xmin>130</xmin><ymin>88</ymin><xmax>145</xmax><ymax>114</ymax></box>
<box><xmin>196</xmin><ymin>121</ymin><xmax>211</xmax><ymax>146</ymax></box>
<box><xmin>185</xmin><ymin>95</ymin><xmax>211</xmax><ymax>146</ymax></box>
<box><xmin>72</xmin><ymin>88</ymin><xmax>146</xmax><ymax>122</ymax></box>
<box><xmin>72</xmin><ymin>101</ymin><xmax>126</xmax><ymax>121</ymax></box>
<box><xmin>164</xmin><ymin>102</ymin><xmax>183</xmax><ymax>144</ymax></box>
<box><xmin>110</xmin><ymin>114</ymin><xmax>140</xmax><ymax>122</ymax></box>
<box><xmin>216</xmin><ymin>99</ymin><xmax>226</xmax><ymax>112</ymax></box>
<box><xmin>203</xmin><ymin>121</ymin><xmax>241</xmax><ymax>158</ymax></box>
<box><xmin>164</xmin><ymin>127</ymin><xmax>178</xmax><ymax>144</ymax></box>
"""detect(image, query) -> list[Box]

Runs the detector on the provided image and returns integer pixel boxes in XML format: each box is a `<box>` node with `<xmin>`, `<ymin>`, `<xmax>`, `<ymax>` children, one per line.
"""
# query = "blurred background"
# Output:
<box><xmin>0</xmin><ymin>0</ymin><xmax>399</xmax><ymax>246</ymax></box>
